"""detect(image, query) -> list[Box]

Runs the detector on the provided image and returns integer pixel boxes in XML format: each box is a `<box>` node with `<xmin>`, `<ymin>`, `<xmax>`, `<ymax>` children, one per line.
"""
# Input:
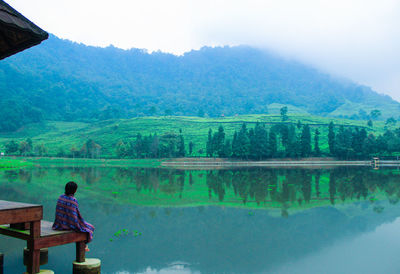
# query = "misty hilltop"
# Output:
<box><xmin>0</xmin><ymin>35</ymin><xmax>398</xmax><ymax>132</ymax></box>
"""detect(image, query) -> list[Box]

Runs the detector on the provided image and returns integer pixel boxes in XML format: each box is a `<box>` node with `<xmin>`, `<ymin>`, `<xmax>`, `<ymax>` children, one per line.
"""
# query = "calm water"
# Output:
<box><xmin>1</xmin><ymin>166</ymin><xmax>400</xmax><ymax>273</ymax></box>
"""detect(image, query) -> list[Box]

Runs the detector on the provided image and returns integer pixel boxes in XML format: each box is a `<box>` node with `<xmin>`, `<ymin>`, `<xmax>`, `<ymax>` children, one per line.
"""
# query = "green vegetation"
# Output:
<box><xmin>0</xmin><ymin>113</ymin><xmax>399</xmax><ymax>159</ymax></box>
<box><xmin>0</xmin><ymin>158</ymin><xmax>32</xmax><ymax>168</ymax></box>
<box><xmin>0</xmin><ymin>35</ymin><xmax>398</xmax><ymax>132</ymax></box>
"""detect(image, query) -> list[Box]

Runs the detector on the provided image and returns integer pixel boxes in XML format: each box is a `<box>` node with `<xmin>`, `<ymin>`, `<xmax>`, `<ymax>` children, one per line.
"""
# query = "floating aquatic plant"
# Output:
<box><xmin>110</xmin><ymin>228</ymin><xmax>142</xmax><ymax>242</ymax></box>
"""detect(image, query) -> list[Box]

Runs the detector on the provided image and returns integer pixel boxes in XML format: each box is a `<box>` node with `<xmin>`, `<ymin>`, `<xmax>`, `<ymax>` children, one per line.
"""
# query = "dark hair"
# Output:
<box><xmin>65</xmin><ymin>181</ymin><xmax>78</xmax><ymax>195</ymax></box>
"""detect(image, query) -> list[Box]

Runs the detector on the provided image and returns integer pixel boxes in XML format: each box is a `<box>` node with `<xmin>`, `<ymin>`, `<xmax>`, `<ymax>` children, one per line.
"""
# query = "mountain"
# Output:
<box><xmin>0</xmin><ymin>34</ymin><xmax>398</xmax><ymax>132</ymax></box>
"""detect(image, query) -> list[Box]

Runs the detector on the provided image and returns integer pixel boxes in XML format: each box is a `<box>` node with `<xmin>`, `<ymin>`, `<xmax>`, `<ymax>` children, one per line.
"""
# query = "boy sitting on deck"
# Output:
<box><xmin>52</xmin><ymin>181</ymin><xmax>94</xmax><ymax>252</ymax></box>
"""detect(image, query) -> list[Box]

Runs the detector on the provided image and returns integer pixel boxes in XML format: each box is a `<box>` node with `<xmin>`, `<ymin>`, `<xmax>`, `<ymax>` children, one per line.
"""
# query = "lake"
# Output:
<box><xmin>1</xmin><ymin>165</ymin><xmax>400</xmax><ymax>273</ymax></box>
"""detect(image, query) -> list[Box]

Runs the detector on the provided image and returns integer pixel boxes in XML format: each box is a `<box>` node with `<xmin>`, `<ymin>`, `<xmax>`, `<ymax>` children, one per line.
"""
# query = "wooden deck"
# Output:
<box><xmin>0</xmin><ymin>200</ymin><xmax>42</xmax><ymax>225</ymax></box>
<box><xmin>0</xmin><ymin>200</ymin><xmax>87</xmax><ymax>273</ymax></box>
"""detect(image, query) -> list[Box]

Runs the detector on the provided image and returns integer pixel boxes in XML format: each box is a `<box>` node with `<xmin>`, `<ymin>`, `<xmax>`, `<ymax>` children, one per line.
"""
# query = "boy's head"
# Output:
<box><xmin>65</xmin><ymin>181</ymin><xmax>78</xmax><ymax>195</ymax></box>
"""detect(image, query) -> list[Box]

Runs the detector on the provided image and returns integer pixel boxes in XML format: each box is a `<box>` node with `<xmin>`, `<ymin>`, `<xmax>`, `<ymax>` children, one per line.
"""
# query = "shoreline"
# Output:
<box><xmin>4</xmin><ymin>156</ymin><xmax>398</xmax><ymax>169</ymax></box>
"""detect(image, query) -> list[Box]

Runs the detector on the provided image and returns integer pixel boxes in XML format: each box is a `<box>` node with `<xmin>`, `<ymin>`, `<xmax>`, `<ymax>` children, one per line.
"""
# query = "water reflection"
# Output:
<box><xmin>1</xmin><ymin>166</ymin><xmax>400</xmax><ymax>273</ymax></box>
<box><xmin>1</xmin><ymin>167</ymin><xmax>400</xmax><ymax>214</ymax></box>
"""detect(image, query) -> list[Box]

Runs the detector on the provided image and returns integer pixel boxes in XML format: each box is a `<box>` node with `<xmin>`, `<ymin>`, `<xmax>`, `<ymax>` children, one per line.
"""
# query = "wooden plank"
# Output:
<box><xmin>39</xmin><ymin>221</ymin><xmax>71</xmax><ymax>236</ymax></box>
<box><xmin>0</xmin><ymin>200</ymin><xmax>41</xmax><ymax>210</ymax></box>
<box><xmin>0</xmin><ymin>207</ymin><xmax>42</xmax><ymax>225</ymax></box>
<box><xmin>35</xmin><ymin>232</ymin><xmax>87</xmax><ymax>249</ymax></box>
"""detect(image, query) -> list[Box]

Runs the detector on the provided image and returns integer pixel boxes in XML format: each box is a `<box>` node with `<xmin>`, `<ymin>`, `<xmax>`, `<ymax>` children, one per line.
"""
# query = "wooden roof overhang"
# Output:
<box><xmin>0</xmin><ymin>0</ymin><xmax>48</xmax><ymax>60</ymax></box>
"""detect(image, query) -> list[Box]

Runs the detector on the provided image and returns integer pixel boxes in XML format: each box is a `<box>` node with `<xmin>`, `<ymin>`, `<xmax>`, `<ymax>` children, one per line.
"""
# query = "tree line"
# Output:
<box><xmin>4</xmin><ymin>121</ymin><xmax>400</xmax><ymax>159</ymax></box>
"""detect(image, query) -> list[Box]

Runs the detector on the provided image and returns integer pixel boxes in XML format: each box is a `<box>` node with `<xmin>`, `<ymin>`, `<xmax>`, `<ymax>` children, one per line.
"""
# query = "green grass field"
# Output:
<box><xmin>0</xmin><ymin>158</ymin><xmax>32</xmax><ymax>168</ymax></box>
<box><xmin>0</xmin><ymin>114</ymin><xmax>391</xmax><ymax>157</ymax></box>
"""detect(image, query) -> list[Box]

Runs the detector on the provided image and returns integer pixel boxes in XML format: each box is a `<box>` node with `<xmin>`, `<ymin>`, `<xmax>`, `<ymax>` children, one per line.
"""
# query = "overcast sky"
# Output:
<box><xmin>7</xmin><ymin>0</ymin><xmax>400</xmax><ymax>101</ymax></box>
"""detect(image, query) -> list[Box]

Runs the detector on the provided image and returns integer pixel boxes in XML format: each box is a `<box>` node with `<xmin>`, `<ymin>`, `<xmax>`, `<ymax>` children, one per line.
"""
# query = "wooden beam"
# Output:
<box><xmin>0</xmin><ymin>207</ymin><xmax>42</xmax><ymax>225</ymax></box>
<box><xmin>76</xmin><ymin>242</ymin><xmax>86</xmax><ymax>263</ymax></box>
<box><xmin>0</xmin><ymin>225</ymin><xmax>30</xmax><ymax>239</ymax></box>
<box><xmin>34</xmin><ymin>233</ymin><xmax>87</xmax><ymax>249</ymax></box>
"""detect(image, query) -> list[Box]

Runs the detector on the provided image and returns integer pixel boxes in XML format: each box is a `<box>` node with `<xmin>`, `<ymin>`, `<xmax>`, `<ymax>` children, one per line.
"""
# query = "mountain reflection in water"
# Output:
<box><xmin>1</xmin><ymin>166</ymin><xmax>400</xmax><ymax>273</ymax></box>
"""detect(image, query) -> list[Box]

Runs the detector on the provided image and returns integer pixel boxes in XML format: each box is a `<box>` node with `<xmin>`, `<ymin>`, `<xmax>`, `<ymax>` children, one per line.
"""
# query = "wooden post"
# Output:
<box><xmin>23</xmin><ymin>248</ymin><xmax>48</xmax><ymax>266</ymax></box>
<box><xmin>76</xmin><ymin>242</ymin><xmax>86</xmax><ymax>263</ymax></box>
<box><xmin>73</xmin><ymin>258</ymin><xmax>101</xmax><ymax>274</ymax></box>
<box><xmin>0</xmin><ymin>252</ymin><xmax>3</xmax><ymax>274</ymax></box>
<box><xmin>27</xmin><ymin>220</ymin><xmax>41</xmax><ymax>274</ymax></box>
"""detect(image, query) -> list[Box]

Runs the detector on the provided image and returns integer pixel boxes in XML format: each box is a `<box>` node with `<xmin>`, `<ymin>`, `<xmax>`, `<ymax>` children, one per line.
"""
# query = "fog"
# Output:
<box><xmin>8</xmin><ymin>0</ymin><xmax>400</xmax><ymax>101</ymax></box>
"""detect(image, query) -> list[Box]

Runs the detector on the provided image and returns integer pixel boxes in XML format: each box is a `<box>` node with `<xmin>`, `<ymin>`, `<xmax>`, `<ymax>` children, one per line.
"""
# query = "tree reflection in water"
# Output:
<box><xmin>1</xmin><ymin>166</ymin><xmax>400</xmax><ymax>215</ymax></box>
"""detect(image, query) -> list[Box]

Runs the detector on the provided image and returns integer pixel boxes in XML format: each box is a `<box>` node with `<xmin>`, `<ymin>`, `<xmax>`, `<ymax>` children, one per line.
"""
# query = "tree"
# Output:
<box><xmin>269</xmin><ymin>130</ymin><xmax>277</xmax><ymax>157</ymax></box>
<box><xmin>222</xmin><ymin>139</ymin><xmax>232</xmax><ymax>157</ymax></box>
<box><xmin>280</xmin><ymin>106</ymin><xmax>288</xmax><ymax>121</ymax></box>
<box><xmin>237</xmin><ymin>123</ymin><xmax>250</xmax><ymax>159</ymax></box>
<box><xmin>370</xmin><ymin>109</ymin><xmax>381</xmax><ymax>120</ymax></box>
<box><xmin>70</xmin><ymin>145</ymin><xmax>79</xmax><ymax>158</ymax></box>
<box><xmin>232</xmin><ymin>131</ymin><xmax>239</xmax><ymax>157</ymax></box>
<box><xmin>328</xmin><ymin>122</ymin><xmax>335</xmax><ymax>155</ymax></box>
<box><xmin>26</xmin><ymin>138</ymin><xmax>33</xmax><ymax>152</ymax></box>
<box><xmin>215</xmin><ymin>125</ymin><xmax>225</xmax><ymax>157</ymax></box>
<box><xmin>367</xmin><ymin>119</ymin><xmax>373</xmax><ymax>127</ymax></box>
<box><xmin>34</xmin><ymin>144</ymin><xmax>47</xmax><ymax>156</ymax></box>
<box><xmin>188</xmin><ymin>141</ymin><xmax>194</xmax><ymax>156</ymax></box>
<box><xmin>82</xmin><ymin>139</ymin><xmax>101</xmax><ymax>158</ymax></box>
<box><xmin>177</xmin><ymin>134</ymin><xmax>185</xmax><ymax>157</ymax></box>
<box><xmin>149</xmin><ymin>106</ymin><xmax>157</xmax><ymax>116</ymax></box>
<box><xmin>253</xmin><ymin>122</ymin><xmax>268</xmax><ymax>159</ymax></box>
<box><xmin>19</xmin><ymin>141</ymin><xmax>30</xmax><ymax>156</ymax></box>
<box><xmin>5</xmin><ymin>140</ymin><xmax>18</xmax><ymax>154</ymax></box>
<box><xmin>206</xmin><ymin>128</ymin><xmax>213</xmax><ymax>157</ymax></box>
<box><xmin>314</xmin><ymin>128</ymin><xmax>321</xmax><ymax>156</ymax></box>
<box><xmin>386</xmin><ymin>117</ymin><xmax>397</xmax><ymax>127</ymax></box>
<box><xmin>296</xmin><ymin>120</ymin><xmax>302</xmax><ymax>129</ymax></box>
<box><xmin>300</xmin><ymin>124</ymin><xmax>311</xmax><ymax>157</ymax></box>
<box><xmin>116</xmin><ymin>140</ymin><xmax>129</xmax><ymax>158</ymax></box>
<box><xmin>57</xmin><ymin>147</ymin><xmax>66</xmax><ymax>157</ymax></box>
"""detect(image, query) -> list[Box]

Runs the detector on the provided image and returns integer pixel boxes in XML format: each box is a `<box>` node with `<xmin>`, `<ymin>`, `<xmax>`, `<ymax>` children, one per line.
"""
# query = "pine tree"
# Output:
<box><xmin>188</xmin><ymin>141</ymin><xmax>194</xmax><ymax>156</ymax></box>
<box><xmin>254</xmin><ymin>122</ymin><xmax>268</xmax><ymax>159</ymax></box>
<box><xmin>178</xmin><ymin>134</ymin><xmax>185</xmax><ymax>157</ymax></box>
<box><xmin>314</xmin><ymin>128</ymin><xmax>321</xmax><ymax>156</ymax></box>
<box><xmin>206</xmin><ymin>128</ymin><xmax>213</xmax><ymax>157</ymax></box>
<box><xmin>223</xmin><ymin>139</ymin><xmax>232</xmax><ymax>157</ymax></box>
<box><xmin>269</xmin><ymin>130</ymin><xmax>277</xmax><ymax>157</ymax></box>
<box><xmin>300</xmin><ymin>124</ymin><xmax>311</xmax><ymax>157</ymax></box>
<box><xmin>232</xmin><ymin>131</ymin><xmax>239</xmax><ymax>158</ymax></box>
<box><xmin>216</xmin><ymin>125</ymin><xmax>225</xmax><ymax>157</ymax></box>
<box><xmin>328</xmin><ymin>122</ymin><xmax>335</xmax><ymax>155</ymax></box>
<box><xmin>238</xmin><ymin>123</ymin><xmax>250</xmax><ymax>159</ymax></box>
<box><xmin>280</xmin><ymin>106</ymin><xmax>288</xmax><ymax>121</ymax></box>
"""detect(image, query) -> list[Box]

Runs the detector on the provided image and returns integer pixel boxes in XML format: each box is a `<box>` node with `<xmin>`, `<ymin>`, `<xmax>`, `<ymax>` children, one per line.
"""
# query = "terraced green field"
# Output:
<box><xmin>0</xmin><ymin>114</ymin><xmax>389</xmax><ymax>157</ymax></box>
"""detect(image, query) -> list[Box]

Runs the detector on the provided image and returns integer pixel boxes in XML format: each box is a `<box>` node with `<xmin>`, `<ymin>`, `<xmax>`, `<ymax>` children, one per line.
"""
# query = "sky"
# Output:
<box><xmin>7</xmin><ymin>0</ymin><xmax>400</xmax><ymax>101</ymax></box>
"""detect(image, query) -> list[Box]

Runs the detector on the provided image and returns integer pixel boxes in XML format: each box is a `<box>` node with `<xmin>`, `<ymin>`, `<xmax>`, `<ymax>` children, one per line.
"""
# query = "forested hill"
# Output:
<box><xmin>0</xmin><ymin>34</ymin><xmax>398</xmax><ymax>132</ymax></box>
